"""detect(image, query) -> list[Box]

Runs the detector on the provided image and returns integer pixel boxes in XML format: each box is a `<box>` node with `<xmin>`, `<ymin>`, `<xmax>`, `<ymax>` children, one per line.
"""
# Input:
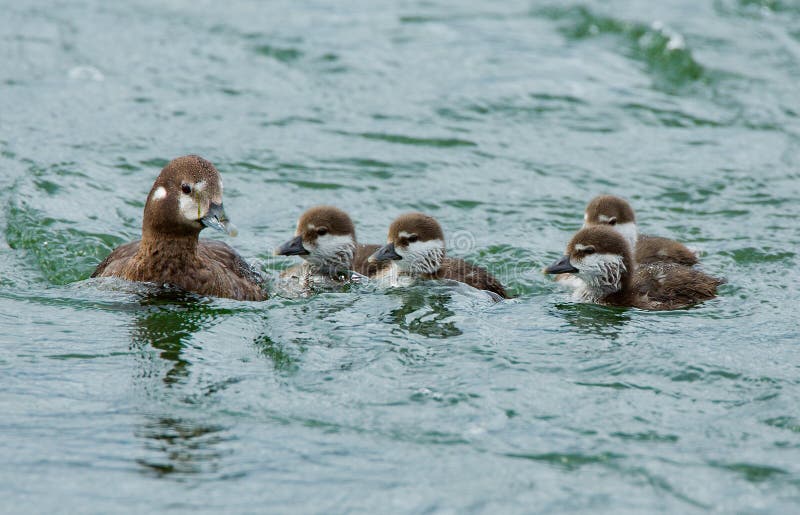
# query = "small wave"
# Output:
<box><xmin>6</xmin><ymin>201</ymin><xmax>124</xmax><ymax>285</ymax></box>
<box><xmin>253</xmin><ymin>44</ymin><xmax>303</xmax><ymax>63</ymax></box>
<box><xmin>536</xmin><ymin>5</ymin><xmax>705</xmax><ymax>89</ymax></box>
<box><xmin>339</xmin><ymin>131</ymin><xmax>477</xmax><ymax>148</ymax></box>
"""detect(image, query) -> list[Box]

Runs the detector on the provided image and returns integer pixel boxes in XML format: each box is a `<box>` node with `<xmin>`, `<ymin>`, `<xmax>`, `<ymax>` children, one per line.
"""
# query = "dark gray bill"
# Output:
<box><xmin>275</xmin><ymin>235</ymin><xmax>309</xmax><ymax>256</ymax></box>
<box><xmin>201</xmin><ymin>202</ymin><xmax>238</xmax><ymax>236</ymax></box>
<box><xmin>544</xmin><ymin>255</ymin><xmax>579</xmax><ymax>274</ymax></box>
<box><xmin>369</xmin><ymin>242</ymin><xmax>402</xmax><ymax>263</ymax></box>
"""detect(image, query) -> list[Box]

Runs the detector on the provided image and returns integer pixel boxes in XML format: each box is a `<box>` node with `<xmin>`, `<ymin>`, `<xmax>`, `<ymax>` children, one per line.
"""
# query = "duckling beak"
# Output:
<box><xmin>275</xmin><ymin>235</ymin><xmax>309</xmax><ymax>256</ymax></box>
<box><xmin>201</xmin><ymin>202</ymin><xmax>238</xmax><ymax>236</ymax></box>
<box><xmin>369</xmin><ymin>242</ymin><xmax>401</xmax><ymax>263</ymax></box>
<box><xmin>544</xmin><ymin>255</ymin><xmax>579</xmax><ymax>274</ymax></box>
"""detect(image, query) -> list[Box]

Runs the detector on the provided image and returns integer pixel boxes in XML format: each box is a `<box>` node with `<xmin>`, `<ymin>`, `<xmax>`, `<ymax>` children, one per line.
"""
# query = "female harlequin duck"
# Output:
<box><xmin>274</xmin><ymin>205</ymin><xmax>387</xmax><ymax>286</ymax></box>
<box><xmin>583</xmin><ymin>195</ymin><xmax>699</xmax><ymax>266</ymax></box>
<box><xmin>545</xmin><ymin>226</ymin><xmax>722</xmax><ymax>310</ymax></box>
<box><xmin>369</xmin><ymin>212</ymin><xmax>510</xmax><ymax>299</ymax></box>
<box><xmin>91</xmin><ymin>155</ymin><xmax>266</xmax><ymax>301</ymax></box>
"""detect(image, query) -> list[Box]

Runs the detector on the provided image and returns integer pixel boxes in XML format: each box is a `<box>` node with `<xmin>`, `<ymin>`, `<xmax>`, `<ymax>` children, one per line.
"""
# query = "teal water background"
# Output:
<box><xmin>1</xmin><ymin>0</ymin><xmax>800</xmax><ymax>512</ymax></box>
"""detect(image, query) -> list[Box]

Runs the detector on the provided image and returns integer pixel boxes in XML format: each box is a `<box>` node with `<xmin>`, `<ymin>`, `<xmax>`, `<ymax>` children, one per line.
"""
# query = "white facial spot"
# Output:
<box><xmin>597</xmin><ymin>214</ymin><xmax>612</xmax><ymax>223</ymax></box>
<box><xmin>398</xmin><ymin>231</ymin><xmax>413</xmax><ymax>239</ymax></box>
<box><xmin>151</xmin><ymin>186</ymin><xmax>167</xmax><ymax>201</ymax></box>
<box><xmin>306</xmin><ymin>223</ymin><xmax>316</xmax><ymax>231</ymax></box>
<box><xmin>194</xmin><ymin>180</ymin><xmax>207</xmax><ymax>192</ymax></box>
<box><xmin>574</xmin><ymin>243</ymin><xmax>591</xmax><ymax>252</ymax></box>
<box><xmin>395</xmin><ymin>238</ymin><xmax>445</xmax><ymax>274</ymax></box>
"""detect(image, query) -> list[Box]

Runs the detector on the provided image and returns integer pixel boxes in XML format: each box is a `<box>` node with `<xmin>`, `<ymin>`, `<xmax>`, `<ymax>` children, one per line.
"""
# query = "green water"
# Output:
<box><xmin>2</xmin><ymin>0</ymin><xmax>799</xmax><ymax>512</ymax></box>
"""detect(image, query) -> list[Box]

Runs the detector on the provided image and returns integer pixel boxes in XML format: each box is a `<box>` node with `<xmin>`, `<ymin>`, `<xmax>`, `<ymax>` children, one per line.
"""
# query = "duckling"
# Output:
<box><xmin>584</xmin><ymin>195</ymin><xmax>699</xmax><ymax>266</ymax></box>
<box><xmin>545</xmin><ymin>226</ymin><xmax>722</xmax><ymax>310</ymax></box>
<box><xmin>91</xmin><ymin>155</ymin><xmax>266</xmax><ymax>301</ymax></box>
<box><xmin>274</xmin><ymin>206</ymin><xmax>386</xmax><ymax>286</ymax></box>
<box><xmin>369</xmin><ymin>212</ymin><xmax>509</xmax><ymax>299</ymax></box>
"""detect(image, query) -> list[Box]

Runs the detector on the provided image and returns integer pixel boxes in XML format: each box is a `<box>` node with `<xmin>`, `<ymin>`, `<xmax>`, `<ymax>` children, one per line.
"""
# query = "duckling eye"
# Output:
<box><xmin>408</xmin><ymin>235</ymin><xmax>419</xmax><ymax>243</ymax></box>
<box><xmin>584</xmin><ymin>247</ymin><xmax>596</xmax><ymax>255</ymax></box>
<box><xmin>316</xmin><ymin>227</ymin><xmax>328</xmax><ymax>236</ymax></box>
<box><xmin>607</xmin><ymin>218</ymin><xmax>617</xmax><ymax>226</ymax></box>
<box><xmin>181</xmin><ymin>184</ymin><xmax>192</xmax><ymax>195</ymax></box>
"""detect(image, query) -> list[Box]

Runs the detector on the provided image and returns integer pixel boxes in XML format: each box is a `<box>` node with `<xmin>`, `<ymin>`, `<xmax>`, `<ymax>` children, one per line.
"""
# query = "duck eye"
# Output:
<box><xmin>408</xmin><ymin>235</ymin><xmax>418</xmax><ymax>243</ymax></box>
<box><xmin>316</xmin><ymin>227</ymin><xmax>328</xmax><ymax>236</ymax></box>
<box><xmin>584</xmin><ymin>247</ymin><xmax>596</xmax><ymax>255</ymax></box>
<box><xmin>607</xmin><ymin>218</ymin><xmax>617</xmax><ymax>226</ymax></box>
<box><xmin>181</xmin><ymin>184</ymin><xmax>192</xmax><ymax>195</ymax></box>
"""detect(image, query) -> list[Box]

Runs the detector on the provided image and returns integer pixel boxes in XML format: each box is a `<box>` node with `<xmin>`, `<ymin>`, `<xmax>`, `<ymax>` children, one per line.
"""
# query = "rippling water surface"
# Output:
<box><xmin>2</xmin><ymin>0</ymin><xmax>800</xmax><ymax>512</ymax></box>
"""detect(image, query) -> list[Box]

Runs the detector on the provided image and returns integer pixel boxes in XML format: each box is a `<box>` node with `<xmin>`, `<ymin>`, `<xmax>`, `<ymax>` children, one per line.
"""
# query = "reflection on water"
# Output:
<box><xmin>552</xmin><ymin>302</ymin><xmax>631</xmax><ymax>339</ymax></box>
<box><xmin>135</xmin><ymin>415</ymin><xmax>231</xmax><ymax>478</ymax></box>
<box><xmin>128</xmin><ymin>290</ymin><xmax>238</xmax><ymax>479</ymax></box>
<box><xmin>253</xmin><ymin>332</ymin><xmax>300</xmax><ymax>372</ymax></box>
<box><xmin>387</xmin><ymin>288</ymin><xmax>463</xmax><ymax>338</ymax></box>
<box><xmin>129</xmin><ymin>288</ymin><xmax>224</xmax><ymax>386</ymax></box>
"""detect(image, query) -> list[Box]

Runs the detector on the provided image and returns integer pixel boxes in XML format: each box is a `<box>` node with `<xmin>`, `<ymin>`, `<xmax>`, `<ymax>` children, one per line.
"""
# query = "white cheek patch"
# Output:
<box><xmin>574</xmin><ymin>243</ymin><xmax>592</xmax><ymax>252</ymax></box>
<box><xmin>574</xmin><ymin>252</ymin><xmax>626</xmax><ymax>298</ymax></box>
<box><xmin>194</xmin><ymin>180</ymin><xmax>207</xmax><ymax>192</ymax></box>
<box><xmin>398</xmin><ymin>231</ymin><xmax>415</xmax><ymax>239</ymax></box>
<box><xmin>151</xmin><ymin>186</ymin><xmax>167</xmax><ymax>201</ymax></box>
<box><xmin>396</xmin><ymin>239</ymin><xmax>445</xmax><ymax>274</ymax></box>
<box><xmin>577</xmin><ymin>252</ymin><xmax>623</xmax><ymax>271</ymax></box>
<box><xmin>306</xmin><ymin>223</ymin><xmax>316</xmax><ymax>231</ymax></box>
<box><xmin>597</xmin><ymin>214</ymin><xmax>612</xmax><ymax>223</ymax></box>
<box><xmin>306</xmin><ymin>234</ymin><xmax>356</xmax><ymax>268</ymax></box>
<box><xmin>179</xmin><ymin>194</ymin><xmax>201</xmax><ymax>221</ymax></box>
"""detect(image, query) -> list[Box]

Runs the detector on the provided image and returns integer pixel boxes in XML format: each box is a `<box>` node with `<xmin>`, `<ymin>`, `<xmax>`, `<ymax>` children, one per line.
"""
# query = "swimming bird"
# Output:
<box><xmin>369</xmin><ymin>212</ymin><xmax>510</xmax><ymax>299</ymax></box>
<box><xmin>91</xmin><ymin>155</ymin><xmax>266</xmax><ymax>301</ymax></box>
<box><xmin>583</xmin><ymin>195</ymin><xmax>699</xmax><ymax>266</ymax></box>
<box><xmin>274</xmin><ymin>205</ymin><xmax>386</xmax><ymax>286</ymax></box>
<box><xmin>545</xmin><ymin>225</ymin><xmax>722</xmax><ymax>310</ymax></box>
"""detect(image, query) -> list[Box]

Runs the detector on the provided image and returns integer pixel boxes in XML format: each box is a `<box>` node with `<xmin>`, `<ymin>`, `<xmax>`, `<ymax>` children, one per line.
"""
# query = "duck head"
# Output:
<box><xmin>370</xmin><ymin>212</ymin><xmax>445</xmax><ymax>275</ymax></box>
<box><xmin>583</xmin><ymin>195</ymin><xmax>638</xmax><ymax>252</ymax></box>
<box><xmin>142</xmin><ymin>155</ymin><xmax>236</xmax><ymax>239</ymax></box>
<box><xmin>274</xmin><ymin>206</ymin><xmax>358</xmax><ymax>270</ymax></box>
<box><xmin>546</xmin><ymin>225</ymin><xmax>633</xmax><ymax>301</ymax></box>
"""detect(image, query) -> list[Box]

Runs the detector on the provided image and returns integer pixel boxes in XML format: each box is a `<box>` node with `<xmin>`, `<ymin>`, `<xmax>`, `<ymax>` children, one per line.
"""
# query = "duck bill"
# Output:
<box><xmin>369</xmin><ymin>242</ymin><xmax>402</xmax><ymax>263</ymax></box>
<box><xmin>201</xmin><ymin>202</ymin><xmax>238</xmax><ymax>236</ymax></box>
<box><xmin>275</xmin><ymin>235</ymin><xmax>309</xmax><ymax>256</ymax></box>
<box><xmin>545</xmin><ymin>255</ymin><xmax>579</xmax><ymax>274</ymax></box>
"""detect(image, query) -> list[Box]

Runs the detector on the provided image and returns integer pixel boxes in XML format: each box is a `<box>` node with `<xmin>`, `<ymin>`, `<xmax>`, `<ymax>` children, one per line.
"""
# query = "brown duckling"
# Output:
<box><xmin>369</xmin><ymin>212</ymin><xmax>509</xmax><ymax>299</ymax></box>
<box><xmin>584</xmin><ymin>195</ymin><xmax>699</xmax><ymax>266</ymax></box>
<box><xmin>545</xmin><ymin>226</ymin><xmax>722</xmax><ymax>310</ymax></box>
<box><xmin>92</xmin><ymin>155</ymin><xmax>266</xmax><ymax>301</ymax></box>
<box><xmin>274</xmin><ymin>205</ymin><xmax>386</xmax><ymax>284</ymax></box>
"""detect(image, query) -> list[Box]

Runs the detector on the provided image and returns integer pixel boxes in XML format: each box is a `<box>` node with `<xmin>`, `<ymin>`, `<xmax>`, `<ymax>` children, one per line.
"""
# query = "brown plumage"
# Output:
<box><xmin>423</xmin><ymin>257</ymin><xmax>510</xmax><ymax>299</ymax></box>
<box><xmin>584</xmin><ymin>195</ymin><xmax>699</xmax><ymax>266</ymax></box>
<box><xmin>92</xmin><ymin>155</ymin><xmax>266</xmax><ymax>301</ymax></box>
<box><xmin>370</xmin><ymin>212</ymin><xmax>510</xmax><ymax>299</ymax></box>
<box><xmin>545</xmin><ymin>226</ymin><xmax>722</xmax><ymax>310</ymax></box>
<box><xmin>275</xmin><ymin>206</ymin><xmax>387</xmax><ymax>282</ymax></box>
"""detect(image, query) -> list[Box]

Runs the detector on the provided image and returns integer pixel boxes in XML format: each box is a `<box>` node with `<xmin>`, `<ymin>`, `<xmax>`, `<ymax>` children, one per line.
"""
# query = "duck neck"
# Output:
<box><xmin>137</xmin><ymin>232</ymin><xmax>200</xmax><ymax>268</ymax></box>
<box><xmin>305</xmin><ymin>244</ymin><xmax>356</xmax><ymax>276</ymax></box>
<box><xmin>574</xmin><ymin>252</ymin><xmax>635</xmax><ymax>305</ymax></box>
<box><xmin>599</xmin><ymin>255</ymin><xmax>635</xmax><ymax>306</ymax></box>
